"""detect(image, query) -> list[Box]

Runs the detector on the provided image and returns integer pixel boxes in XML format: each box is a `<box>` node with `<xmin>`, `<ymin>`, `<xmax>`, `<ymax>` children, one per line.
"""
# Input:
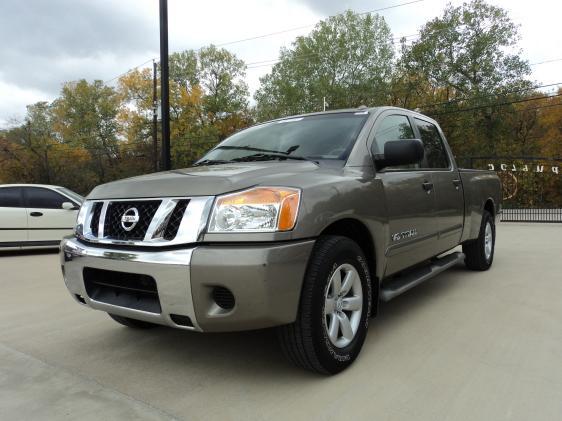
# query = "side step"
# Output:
<box><xmin>380</xmin><ymin>252</ymin><xmax>465</xmax><ymax>302</ymax></box>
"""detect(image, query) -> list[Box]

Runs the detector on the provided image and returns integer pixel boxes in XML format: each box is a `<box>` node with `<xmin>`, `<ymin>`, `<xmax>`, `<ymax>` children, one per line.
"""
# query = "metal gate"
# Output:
<box><xmin>462</xmin><ymin>157</ymin><xmax>562</xmax><ymax>223</ymax></box>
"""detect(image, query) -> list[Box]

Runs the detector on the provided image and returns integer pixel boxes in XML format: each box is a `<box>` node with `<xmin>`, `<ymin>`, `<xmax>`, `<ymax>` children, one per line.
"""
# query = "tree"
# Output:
<box><xmin>198</xmin><ymin>45</ymin><xmax>249</xmax><ymax>119</ymax></box>
<box><xmin>0</xmin><ymin>102</ymin><xmax>92</xmax><ymax>193</ymax></box>
<box><xmin>394</xmin><ymin>0</ymin><xmax>532</xmax><ymax>156</ymax></box>
<box><xmin>51</xmin><ymin>80</ymin><xmax>121</xmax><ymax>183</ymax></box>
<box><xmin>254</xmin><ymin>11</ymin><xmax>394</xmax><ymax>120</ymax></box>
<box><xmin>116</xmin><ymin>46</ymin><xmax>251</xmax><ymax>170</ymax></box>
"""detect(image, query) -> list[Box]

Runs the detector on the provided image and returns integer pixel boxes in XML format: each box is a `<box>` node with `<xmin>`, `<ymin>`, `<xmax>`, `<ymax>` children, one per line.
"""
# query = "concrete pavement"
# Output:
<box><xmin>1</xmin><ymin>223</ymin><xmax>561</xmax><ymax>420</ymax></box>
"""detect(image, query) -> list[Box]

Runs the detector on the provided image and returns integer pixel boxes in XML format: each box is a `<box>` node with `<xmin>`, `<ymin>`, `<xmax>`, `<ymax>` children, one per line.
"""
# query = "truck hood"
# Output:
<box><xmin>87</xmin><ymin>161</ymin><xmax>322</xmax><ymax>199</ymax></box>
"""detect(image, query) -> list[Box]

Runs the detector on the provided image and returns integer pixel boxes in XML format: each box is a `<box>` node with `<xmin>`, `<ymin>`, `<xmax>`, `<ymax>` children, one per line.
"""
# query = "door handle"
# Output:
<box><xmin>452</xmin><ymin>179</ymin><xmax>461</xmax><ymax>190</ymax></box>
<box><xmin>30</xmin><ymin>212</ymin><xmax>43</xmax><ymax>217</ymax></box>
<box><xmin>422</xmin><ymin>181</ymin><xmax>434</xmax><ymax>193</ymax></box>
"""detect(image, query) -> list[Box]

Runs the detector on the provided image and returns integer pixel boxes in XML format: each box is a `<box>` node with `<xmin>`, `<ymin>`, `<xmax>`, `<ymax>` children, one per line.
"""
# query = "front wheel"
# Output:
<box><xmin>463</xmin><ymin>210</ymin><xmax>495</xmax><ymax>271</ymax></box>
<box><xmin>277</xmin><ymin>236</ymin><xmax>372</xmax><ymax>374</ymax></box>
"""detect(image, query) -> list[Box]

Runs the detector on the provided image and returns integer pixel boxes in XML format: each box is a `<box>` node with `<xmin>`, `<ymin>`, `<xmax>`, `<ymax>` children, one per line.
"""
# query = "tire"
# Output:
<box><xmin>463</xmin><ymin>210</ymin><xmax>495</xmax><ymax>271</ymax></box>
<box><xmin>277</xmin><ymin>236</ymin><xmax>372</xmax><ymax>375</ymax></box>
<box><xmin>108</xmin><ymin>313</ymin><xmax>157</xmax><ymax>329</ymax></box>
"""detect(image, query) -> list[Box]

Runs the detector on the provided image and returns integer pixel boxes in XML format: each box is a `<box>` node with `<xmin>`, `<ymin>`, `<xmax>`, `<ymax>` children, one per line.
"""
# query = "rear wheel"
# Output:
<box><xmin>463</xmin><ymin>210</ymin><xmax>495</xmax><ymax>271</ymax></box>
<box><xmin>108</xmin><ymin>313</ymin><xmax>157</xmax><ymax>329</ymax></box>
<box><xmin>277</xmin><ymin>236</ymin><xmax>372</xmax><ymax>374</ymax></box>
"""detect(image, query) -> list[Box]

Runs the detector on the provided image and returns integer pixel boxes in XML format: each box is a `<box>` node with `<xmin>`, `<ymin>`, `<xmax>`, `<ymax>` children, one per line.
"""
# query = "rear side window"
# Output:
<box><xmin>373</xmin><ymin>114</ymin><xmax>415</xmax><ymax>153</ymax></box>
<box><xmin>0</xmin><ymin>187</ymin><xmax>23</xmax><ymax>207</ymax></box>
<box><xmin>414</xmin><ymin>119</ymin><xmax>449</xmax><ymax>169</ymax></box>
<box><xmin>24</xmin><ymin>187</ymin><xmax>68</xmax><ymax>209</ymax></box>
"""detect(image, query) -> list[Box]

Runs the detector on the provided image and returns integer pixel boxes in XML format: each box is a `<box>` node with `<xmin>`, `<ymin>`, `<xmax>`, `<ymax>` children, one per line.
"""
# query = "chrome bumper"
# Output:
<box><xmin>60</xmin><ymin>237</ymin><xmax>201</xmax><ymax>331</ymax></box>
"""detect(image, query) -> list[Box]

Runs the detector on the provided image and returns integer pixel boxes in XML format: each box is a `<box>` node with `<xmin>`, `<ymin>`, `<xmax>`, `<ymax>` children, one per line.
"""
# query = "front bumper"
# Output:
<box><xmin>60</xmin><ymin>237</ymin><xmax>314</xmax><ymax>332</ymax></box>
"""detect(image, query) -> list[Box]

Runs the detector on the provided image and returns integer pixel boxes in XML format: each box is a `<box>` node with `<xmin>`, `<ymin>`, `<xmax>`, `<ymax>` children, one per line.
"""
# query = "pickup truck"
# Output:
<box><xmin>60</xmin><ymin>106</ymin><xmax>501</xmax><ymax>374</ymax></box>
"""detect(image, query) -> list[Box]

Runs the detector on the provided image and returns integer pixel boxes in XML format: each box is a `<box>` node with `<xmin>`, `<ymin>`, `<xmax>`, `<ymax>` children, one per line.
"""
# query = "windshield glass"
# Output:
<box><xmin>199</xmin><ymin>112</ymin><xmax>369</xmax><ymax>163</ymax></box>
<box><xmin>56</xmin><ymin>187</ymin><xmax>84</xmax><ymax>203</ymax></box>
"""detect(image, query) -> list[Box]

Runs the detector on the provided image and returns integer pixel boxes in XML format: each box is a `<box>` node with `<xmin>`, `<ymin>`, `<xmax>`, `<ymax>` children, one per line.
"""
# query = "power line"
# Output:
<box><xmin>418</xmin><ymin>82</ymin><xmax>562</xmax><ymax>109</ymax></box>
<box><xmin>103</xmin><ymin>0</ymin><xmax>425</xmax><ymax>84</ymax></box>
<box><xmin>214</xmin><ymin>0</ymin><xmax>424</xmax><ymax>48</ymax></box>
<box><xmin>104</xmin><ymin>59</ymin><xmax>154</xmax><ymax>84</ymax></box>
<box><xmin>530</xmin><ymin>58</ymin><xmax>562</xmax><ymax>66</ymax></box>
<box><xmin>432</xmin><ymin>93</ymin><xmax>562</xmax><ymax>115</ymax></box>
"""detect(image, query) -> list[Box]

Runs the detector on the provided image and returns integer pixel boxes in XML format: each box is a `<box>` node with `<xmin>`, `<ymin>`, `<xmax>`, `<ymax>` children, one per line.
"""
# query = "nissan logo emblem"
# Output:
<box><xmin>121</xmin><ymin>207</ymin><xmax>140</xmax><ymax>231</ymax></box>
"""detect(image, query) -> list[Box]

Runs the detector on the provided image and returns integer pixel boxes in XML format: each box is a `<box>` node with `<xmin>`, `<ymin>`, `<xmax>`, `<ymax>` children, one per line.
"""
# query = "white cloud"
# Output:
<box><xmin>0</xmin><ymin>80</ymin><xmax>47</xmax><ymax>127</ymax></box>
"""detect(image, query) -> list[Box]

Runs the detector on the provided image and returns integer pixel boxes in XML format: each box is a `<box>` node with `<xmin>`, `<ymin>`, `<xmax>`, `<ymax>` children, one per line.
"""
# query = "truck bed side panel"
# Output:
<box><xmin>458</xmin><ymin>169</ymin><xmax>502</xmax><ymax>242</ymax></box>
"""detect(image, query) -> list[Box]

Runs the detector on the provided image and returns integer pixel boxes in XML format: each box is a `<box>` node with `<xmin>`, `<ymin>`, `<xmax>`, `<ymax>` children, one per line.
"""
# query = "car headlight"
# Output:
<box><xmin>208</xmin><ymin>187</ymin><xmax>301</xmax><ymax>233</ymax></box>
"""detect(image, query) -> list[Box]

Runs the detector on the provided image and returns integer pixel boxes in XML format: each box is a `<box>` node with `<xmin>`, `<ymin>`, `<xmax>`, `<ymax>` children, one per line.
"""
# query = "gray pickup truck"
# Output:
<box><xmin>61</xmin><ymin>106</ymin><xmax>501</xmax><ymax>374</ymax></box>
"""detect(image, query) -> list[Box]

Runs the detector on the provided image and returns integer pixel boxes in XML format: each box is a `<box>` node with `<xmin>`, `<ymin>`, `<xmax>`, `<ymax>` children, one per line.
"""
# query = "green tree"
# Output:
<box><xmin>255</xmin><ymin>11</ymin><xmax>394</xmax><ymax>120</ymax></box>
<box><xmin>395</xmin><ymin>0</ymin><xmax>532</xmax><ymax>156</ymax></box>
<box><xmin>198</xmin><ymin>45</ymin><xmax>249</xmax><ymax>120</ymax></box>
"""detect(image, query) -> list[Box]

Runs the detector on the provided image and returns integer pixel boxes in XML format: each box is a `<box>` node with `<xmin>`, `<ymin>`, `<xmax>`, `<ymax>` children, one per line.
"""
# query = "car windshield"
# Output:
<box><xmin>198</xmin><ymin>112</ymin><xmax>369</xmax><ymax>164</ymax></box>
<box><xmin>56</xmin><ymin>187</ymin><xmax>84</xmax><ymax>203</ymax></box>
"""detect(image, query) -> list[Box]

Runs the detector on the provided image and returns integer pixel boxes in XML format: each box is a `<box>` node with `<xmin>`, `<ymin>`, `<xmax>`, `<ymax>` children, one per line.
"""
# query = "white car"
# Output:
<box><xmin>0</xmin><ymin>184</ymin><xmax>83</xmax><ymax>250</ymax></box>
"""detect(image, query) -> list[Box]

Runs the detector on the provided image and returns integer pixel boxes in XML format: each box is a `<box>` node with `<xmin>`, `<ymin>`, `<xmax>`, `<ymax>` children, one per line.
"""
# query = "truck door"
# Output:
<box><xmin>412</xmin><ymin>118</ymin><xmax>464</xmax><ymax>252</ymax></box>
<box><xmin>371</xmin><ymin>113</ymin><xmax>441</xmax><ymax>276</ymax></box>
<box><xmin>0</xmin><ymin>187</ymin><xmax>27</xmax><ymax>247</ymax></box>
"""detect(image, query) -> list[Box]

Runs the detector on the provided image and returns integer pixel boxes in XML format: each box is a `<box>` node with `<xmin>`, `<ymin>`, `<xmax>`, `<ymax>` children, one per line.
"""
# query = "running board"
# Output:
<box><xmin>380</xmin><ymin>252</ymin><xmax>465</xmax><ymax>302</ymax></box>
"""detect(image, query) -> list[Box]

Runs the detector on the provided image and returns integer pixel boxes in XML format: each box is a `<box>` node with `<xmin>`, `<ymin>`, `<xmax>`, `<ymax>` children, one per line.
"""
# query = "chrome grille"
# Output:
<box><xmin>104</xmin><ymin>200</ymin><xmax>161</xmax><ymax>241</ymax></box>
<box><xmin>78</xmin><ymin>196</ymin><xmax>213</xmax><ymax>247</ymax></box>
<box><xmin>90</xmin><ymin>202</ymin><xmax>103</xmax><ymax>237</ymax></box>
<box><xmin>163</xmin><ymin>199</ymin><xmax>189</xmax><ymax>240</ymax></box>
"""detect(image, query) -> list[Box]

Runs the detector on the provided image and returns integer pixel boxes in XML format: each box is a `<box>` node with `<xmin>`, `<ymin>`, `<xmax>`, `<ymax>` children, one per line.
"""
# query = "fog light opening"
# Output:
<box><xmin>170</xmin><ymin>314</ymin><xmax>194</xmax><ymax>327</ymax></box>
<box><xmin>212</xmin><ymin>286</ymin><xmax>235</xmax><ymax>310</ymax></box>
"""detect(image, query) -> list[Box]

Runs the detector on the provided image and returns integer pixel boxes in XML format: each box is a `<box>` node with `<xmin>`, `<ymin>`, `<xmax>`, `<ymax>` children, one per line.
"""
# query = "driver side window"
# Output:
<box><xmin>374</xmin><ymin>115</ymin><xmax>417</xmax><ymax>169</ymax></box>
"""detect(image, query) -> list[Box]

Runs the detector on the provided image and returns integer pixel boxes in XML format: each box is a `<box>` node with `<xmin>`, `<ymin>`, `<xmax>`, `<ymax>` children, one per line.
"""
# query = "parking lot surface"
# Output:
<box><xmin>1</xmin><ymin>223</ymin><xmax>561</xmax><ymax>420</ymax></box>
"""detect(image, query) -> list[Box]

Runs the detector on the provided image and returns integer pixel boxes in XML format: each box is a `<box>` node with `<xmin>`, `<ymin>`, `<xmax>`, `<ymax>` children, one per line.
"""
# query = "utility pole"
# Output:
<box><xmin>323</xmin><ymin>96</ymin><xmax>328</xmax><ymax>111</ymax></box>
<box><xmin>152</xmin><ymin>60</ymin><xmax>159</xmax><ymax>172</ymax></box>
<box><xmin>159</xmin><ymin>0</ymin><xmax>171</xmax><ymax>170</ymax></box>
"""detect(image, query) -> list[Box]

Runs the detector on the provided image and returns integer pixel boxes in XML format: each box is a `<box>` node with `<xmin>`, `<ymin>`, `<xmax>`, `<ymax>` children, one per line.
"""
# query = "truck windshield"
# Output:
<box><xmin>199</xmin><ymin>112</ymin><xmax>369</xmax><ymax>164</ymax></box>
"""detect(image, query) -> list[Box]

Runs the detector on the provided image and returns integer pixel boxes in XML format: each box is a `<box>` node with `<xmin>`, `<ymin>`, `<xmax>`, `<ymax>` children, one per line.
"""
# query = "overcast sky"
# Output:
<box><xmin>0</xmin><ymin>0</ymin><xmax>560</xmax><ymax>127</ymax></box>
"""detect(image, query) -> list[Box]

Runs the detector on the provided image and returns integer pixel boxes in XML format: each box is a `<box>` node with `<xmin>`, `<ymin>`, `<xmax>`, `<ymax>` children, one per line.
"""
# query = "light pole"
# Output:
<box><xmin>152</xmin><ymin>60</ymin><xmax>158</xmax><ymax>172</ymax></box>
<box><xmin>159</xmin><ymin>0</ymin><xmax>171</xmax><ymax>171</ymax></box>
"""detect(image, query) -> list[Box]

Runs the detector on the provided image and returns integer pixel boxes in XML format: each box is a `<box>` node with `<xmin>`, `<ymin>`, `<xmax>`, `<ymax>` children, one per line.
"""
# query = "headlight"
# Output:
<box><xmin>208</xmin><ymin>187</ymin><xmax>301</xmax><ymax>233</ymax></box>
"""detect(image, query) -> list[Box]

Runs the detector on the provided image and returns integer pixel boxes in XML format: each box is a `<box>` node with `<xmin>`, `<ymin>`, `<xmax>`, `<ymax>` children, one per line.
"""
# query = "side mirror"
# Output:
<box><xmin>62</xmin><ymin>202</ymin><xmax>77</xmax><ymax>210</ymax></box>
<box><xmin>373</xmin><ymin>139</ymin><xmax>424</xmax><ymax>169</ymax></box>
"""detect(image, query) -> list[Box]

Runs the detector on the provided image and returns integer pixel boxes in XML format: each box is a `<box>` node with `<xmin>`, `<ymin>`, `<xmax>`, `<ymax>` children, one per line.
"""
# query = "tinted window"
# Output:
<box><xmin>414</xmin><ymin>119</ymin><xmax>449</xmax><ymax>169</ymax></box>
<box><xmin>373</xmin><ymin>114</ymin><xmax>415</xmax><ymax>153</ymax></box>
<box><xmin>24</xmin><ymin>187</ymin><xmax>68</xmax><ymax>209</ymax></box>
<box><xmin>0</xmin><ymin>187</ymin><xmax>23</xmax><ymax>207</ymax></box>
<box><xmin>200</xmin><ymin>113</ymin><xmax>369</xmax><ymax>162</ymax></box>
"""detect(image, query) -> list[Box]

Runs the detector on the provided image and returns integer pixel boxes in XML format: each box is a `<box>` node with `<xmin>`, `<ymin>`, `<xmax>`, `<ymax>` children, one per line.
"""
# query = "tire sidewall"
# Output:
<box><xmin>481</xmin><ymin>212</ymin><xmax>495</xmax><ymax>267</ymax></box>
<box><xmin>309</xmin><ymin>238</ymin><xmax>372</xmax><ymax>373</ymax></box>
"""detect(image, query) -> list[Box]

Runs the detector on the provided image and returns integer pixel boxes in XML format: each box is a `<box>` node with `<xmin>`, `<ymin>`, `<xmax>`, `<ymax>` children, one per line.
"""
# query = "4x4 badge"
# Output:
<box><xmin>121</xmin><ymin>207</ymin><xmax>140</xmax><ymax>231</ymax></box>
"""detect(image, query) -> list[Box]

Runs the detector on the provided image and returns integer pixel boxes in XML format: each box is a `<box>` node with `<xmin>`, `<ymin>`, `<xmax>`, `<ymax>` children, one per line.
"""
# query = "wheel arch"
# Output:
<box><xmin>318</xmin><ymin>218</ymin><xmax>380</xmax><ymax>316</ymax></box>
<box><xmin>483</xmin><ymin>197</ymin><xmax>496</xmax><ymax>218</ymax></box>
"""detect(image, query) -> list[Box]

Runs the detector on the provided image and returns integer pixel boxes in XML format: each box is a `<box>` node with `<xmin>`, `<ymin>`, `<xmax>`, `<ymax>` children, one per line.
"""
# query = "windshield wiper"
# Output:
<box><xmin>231</xmin><ymin>153</ymin><xmax>318</xmax><ymax>164</ymax></box>
<box><xmin>192</xmin><ymin>159</ymin><xmax>233</xmax><ymax>167</ymax></box>
<box><xmin>215</xmin><ymin>145</ymin><xmax>290</xmax><ymax>155</ymax></box>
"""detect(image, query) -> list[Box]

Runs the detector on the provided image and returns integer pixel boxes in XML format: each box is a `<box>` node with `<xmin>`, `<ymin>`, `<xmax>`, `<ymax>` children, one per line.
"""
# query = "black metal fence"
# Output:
<box><xmin>461</xmin><ymin>156</ymin><xmax>561</xmax><ymax>223</ymax></box>
<box><xmin>501</xmin><ymin>208</ymin><xmax>562</xmax><ymax>223</ymax></box>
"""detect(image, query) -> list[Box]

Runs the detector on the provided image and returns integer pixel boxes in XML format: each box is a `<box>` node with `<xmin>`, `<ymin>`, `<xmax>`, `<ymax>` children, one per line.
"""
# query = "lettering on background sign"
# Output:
<box><xmin>487</xmin><ymin>163</ymin><xmax>560</xmax><ymax>175</ymax></box>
